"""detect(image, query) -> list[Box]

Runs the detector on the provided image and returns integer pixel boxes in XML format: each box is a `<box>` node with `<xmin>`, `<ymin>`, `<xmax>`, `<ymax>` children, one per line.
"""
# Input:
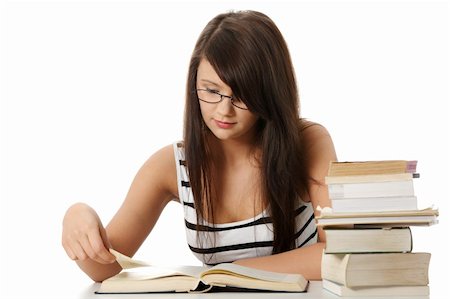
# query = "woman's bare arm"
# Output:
<box><xmin>62</xmin><ymin>144</ymin><xmax>178</xmax><ymax>282</ymax></box>
<box><xmin>234</xmin><ymin>124</ymin><xmax>337</xmax><ymax>279</ymax></box>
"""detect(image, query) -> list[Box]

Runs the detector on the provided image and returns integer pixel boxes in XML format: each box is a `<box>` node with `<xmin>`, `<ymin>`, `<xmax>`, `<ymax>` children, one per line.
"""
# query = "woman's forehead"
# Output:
<box><xmin>197</xmin><ymin>58</ymin><xmax>229</xmax><ymax>90</ymax></box>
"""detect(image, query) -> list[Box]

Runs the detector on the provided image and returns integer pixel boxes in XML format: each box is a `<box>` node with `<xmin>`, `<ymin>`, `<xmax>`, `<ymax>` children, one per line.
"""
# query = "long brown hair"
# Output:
<box><xmin>184</xmin><ymin>10</ymin><xmax>311</xmax><ymax>254</ymax></box>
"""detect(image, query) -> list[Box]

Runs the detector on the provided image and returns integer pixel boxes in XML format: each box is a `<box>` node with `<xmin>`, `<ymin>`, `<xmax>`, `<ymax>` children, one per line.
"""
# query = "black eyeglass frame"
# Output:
<box><xmin>195</xmin><ymin>88</ymin><xmax>248</xmax><ymax>110</ymax></box>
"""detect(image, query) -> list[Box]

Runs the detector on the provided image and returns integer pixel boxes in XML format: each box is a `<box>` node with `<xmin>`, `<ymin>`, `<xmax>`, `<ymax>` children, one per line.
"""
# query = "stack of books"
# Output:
<box><xmin>317</xmin><ymin>160</ymin><xmax>439</xmax><ymax>297</ymax></box>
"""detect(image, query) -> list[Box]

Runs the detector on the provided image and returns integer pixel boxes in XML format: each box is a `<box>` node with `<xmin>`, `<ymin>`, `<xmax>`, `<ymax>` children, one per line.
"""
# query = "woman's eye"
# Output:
<box><xmin>206</xmin><ymin>88</ymin><xmax>219</xmax><ymax>94</ymax></box>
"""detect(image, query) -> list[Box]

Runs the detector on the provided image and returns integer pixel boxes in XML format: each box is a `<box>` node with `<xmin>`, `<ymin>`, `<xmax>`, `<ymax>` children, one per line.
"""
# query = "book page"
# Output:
<box><xmin>108</xmin><ymin>265</ymin><xmax>207</xmax><ymax>281</ymax></box>
<box><xmin>318</xmin><ymin>207</ymin><xmax>438</xmax><ymax>218</ymax></box>
<box><xmin>109</xmin><ymin>249</ymin><xmax>208</xmax><ymax>279</ymax></box>
<box><xmin>110</xmin><ymin>248</ymin><xmax>150</xmax><ymax>269</ymax></box>
<box><xmin>203</xmin><ymin>263</ymin><xmax>304</xmax><ymax>284</ymax></box>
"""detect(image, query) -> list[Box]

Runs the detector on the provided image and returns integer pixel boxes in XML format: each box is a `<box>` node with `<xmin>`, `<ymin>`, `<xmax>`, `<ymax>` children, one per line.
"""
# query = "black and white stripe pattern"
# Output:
<box><xmin>173</xmin><ymin>142</ymin><xmax>318</xmax><ymax>265</ymax></box>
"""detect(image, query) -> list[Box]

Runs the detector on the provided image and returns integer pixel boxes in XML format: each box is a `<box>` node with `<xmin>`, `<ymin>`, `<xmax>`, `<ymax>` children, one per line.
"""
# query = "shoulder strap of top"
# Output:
<box><xmin>172</xmin><ymin>142</ymin><xmax>193</xmax><ymax>204</ymax></box>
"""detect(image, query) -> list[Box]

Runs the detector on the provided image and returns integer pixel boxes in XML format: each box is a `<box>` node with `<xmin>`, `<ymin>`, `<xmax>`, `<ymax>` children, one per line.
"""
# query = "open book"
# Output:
<box><xmin>96</xmin><ymin>249</ymin><xmax>309</xmax><ymax>293</ymax></box>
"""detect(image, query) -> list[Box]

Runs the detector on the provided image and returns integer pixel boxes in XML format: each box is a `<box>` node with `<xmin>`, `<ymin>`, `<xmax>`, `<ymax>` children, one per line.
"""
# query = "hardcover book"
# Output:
<box><xmin>327</xmin><ymin>160</ymin><xmax>417</xmax><ymax>176</ymax></box>
<box><xmin>316</xmin><ymin>207</ymin><xmax>439</xmax><ymax>227</ymax></box>
<box><xmin>323</xmin><ymin>227</ymin><xmax>412</xmax><ymax>253</ymax></box>
<box><xmin>322</xmin><ymin>279</ymin><xmax>429</xmax><ymax>297</ymax></box>
<box><xmin>321</xmin><ymin>252</ymin><xmax>430</xmax><ymax>287</ymax></box>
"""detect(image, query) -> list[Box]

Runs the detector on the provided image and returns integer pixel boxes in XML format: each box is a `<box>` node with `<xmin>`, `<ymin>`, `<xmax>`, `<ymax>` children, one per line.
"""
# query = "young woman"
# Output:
<box><xmin>62</xmin><ymin>10</ymin><xmax>337</xmax><ymax>282</ymax></box>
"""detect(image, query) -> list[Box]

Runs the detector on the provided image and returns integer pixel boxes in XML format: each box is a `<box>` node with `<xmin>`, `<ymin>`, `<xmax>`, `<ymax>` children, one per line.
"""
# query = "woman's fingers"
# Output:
<box><xmin>62</xmin><ymin>242</ymin><xmax>77</xmax><ymax>261</ymax></box>
<box><xmin>62</xmin><ymin>228</ymin><xmax>87</xmax><ymax>261</ymax></box>
<box><xmin>86</xmin><ymin>227</ymin><xmax>116</xmax><ymax>264</ymax></box>
<box><xmin>62</xmin><ymin>225</ymin><xmax>115</xmax><ymax>264</ymax></box>
<box><xmin>62</xmin><ymin>203</ymin><xmax>116</xmax><ymax>264</ymax></box>
<box><xmin>70</xmin><ymin>240</ymin><xmax>88</xmax><ymax>261</ymax></box>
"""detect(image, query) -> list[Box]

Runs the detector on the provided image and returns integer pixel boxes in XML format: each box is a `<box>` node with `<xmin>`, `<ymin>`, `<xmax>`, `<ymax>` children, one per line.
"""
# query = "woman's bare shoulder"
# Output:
<box><xmin>300</xmin><ymin>120</ymin><xmax>333</xmax><ymax>145</ymax></box>
<box><xmin>299</xmin><ymin>120</ymin><xmax>337</xmax><ymax>175</ymax></box>
<box><xmin>140</xmin><ymin>143</ymin><xmax>179</xmax><ymax>200</ymax></box>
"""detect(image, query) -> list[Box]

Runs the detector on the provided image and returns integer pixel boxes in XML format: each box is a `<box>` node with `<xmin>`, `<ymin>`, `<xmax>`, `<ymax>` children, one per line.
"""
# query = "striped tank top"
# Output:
<box><xmin>173</xmin><ymin>142</ymin><xmax>318</xmax><ymax>266</ymax></box>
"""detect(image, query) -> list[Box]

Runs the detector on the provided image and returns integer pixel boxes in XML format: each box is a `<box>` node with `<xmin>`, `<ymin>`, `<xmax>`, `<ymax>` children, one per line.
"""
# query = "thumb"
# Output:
<box><xmin>99</xmin><ymin>226</ymin><xmax>116</xmax><ymax>263</ymax></box>
<box><xmin>99</xmin><ymin>225</ymin><xmax>112</xmax><ymax>250</ymax></box>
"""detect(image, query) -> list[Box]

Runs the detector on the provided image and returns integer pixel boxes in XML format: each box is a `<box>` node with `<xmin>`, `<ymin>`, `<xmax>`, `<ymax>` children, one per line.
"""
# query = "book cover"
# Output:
<box><xmin>327</xmin><ymin>160</ymin><xmax>417</xmax><ymax>176</ymax></box>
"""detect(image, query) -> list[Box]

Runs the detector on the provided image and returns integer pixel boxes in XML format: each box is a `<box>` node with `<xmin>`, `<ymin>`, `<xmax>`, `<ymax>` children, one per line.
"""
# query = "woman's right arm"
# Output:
<box><xmin>62</xmin><ymin>144</ymin><xmax>179</xmax><ymax>282</ymax></box>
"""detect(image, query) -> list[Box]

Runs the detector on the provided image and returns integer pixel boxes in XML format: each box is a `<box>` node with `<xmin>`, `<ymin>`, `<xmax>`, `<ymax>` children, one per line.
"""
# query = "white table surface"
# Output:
<box><xmin>75</xmin><ymin>281</ymin><xmax>430</xmax><ymax>299</ymax></box>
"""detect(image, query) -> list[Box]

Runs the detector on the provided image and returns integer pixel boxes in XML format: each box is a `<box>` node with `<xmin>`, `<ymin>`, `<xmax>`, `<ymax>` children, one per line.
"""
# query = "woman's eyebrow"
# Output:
<box><xmin>199</xmin><ymin>79</ymin><xmax>220</xmax><ymax>87</ymax></box>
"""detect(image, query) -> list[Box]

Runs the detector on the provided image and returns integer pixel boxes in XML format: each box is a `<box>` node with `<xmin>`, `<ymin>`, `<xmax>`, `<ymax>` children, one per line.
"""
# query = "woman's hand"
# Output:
<box><xmin>62</xmin><ymin>203</ymin><xmax>116</xmax><ymax>264</ymax></box>
<box><xmin>60</xmin><ymin>145</ymin><xmax>177</xmax><ymax>281</ymax></box>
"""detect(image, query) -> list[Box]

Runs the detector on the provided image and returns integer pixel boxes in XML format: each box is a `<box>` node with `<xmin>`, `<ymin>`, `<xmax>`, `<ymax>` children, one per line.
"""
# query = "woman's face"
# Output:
<box><xmin>196</xmin><ymin>58</ymin><xmax>259</xmax><ymax>142</ymax></box>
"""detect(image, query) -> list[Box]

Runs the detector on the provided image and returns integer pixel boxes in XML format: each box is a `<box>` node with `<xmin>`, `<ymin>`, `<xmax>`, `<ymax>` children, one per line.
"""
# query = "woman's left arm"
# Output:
<box><xmin>234</xmin><ymin>123</ymin><xmax>337</xmax><ymax>280</ymax></box>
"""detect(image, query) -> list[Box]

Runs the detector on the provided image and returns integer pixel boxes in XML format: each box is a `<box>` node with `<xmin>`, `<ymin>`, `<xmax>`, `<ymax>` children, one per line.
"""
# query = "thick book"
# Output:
<box><xmin>96</xmin><ymin>249</ymin><xmax>309</xmax><ymax>293</ymax></box>
<box><xmin>315</xmin><ymin>207</ymin><xmax>439</xmax><ymax>227</ymax></box>
<box><xmin>321</xmin><ymin>252</ymin><xmax>431</xmax><ymax>287</ymax></box>
<box><xmin>330</xmin><ymin>195</ymin><xmax>418</xmax><ymax>213</ymax></box>
<box><xmin>327</xmin><ymin>160</ymin><xmax>417</xmax><ymax>176</ymax></box>
<box><xmin>325</xmin><ymin>172</ymin><xmax>416</xmax><ymax>184</ymax></box>
<box><xmin>327</xmin><ymin>179</ymin><xmax>414</xmax><ymax>199</ymax></box>
<box><xmin>323</xmin><ymin>227</ymin><xmax>412</xmax><ymax>253</ymax></box>
<box><xmin>322</xmin><ymin>279</ymin><xmax>430</xmax><ymax>297</ymax></box>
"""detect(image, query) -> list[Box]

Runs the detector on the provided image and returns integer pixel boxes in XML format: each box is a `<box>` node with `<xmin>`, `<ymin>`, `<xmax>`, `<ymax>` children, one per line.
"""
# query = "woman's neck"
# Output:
<box><xmin>209</xmin><ymin>137</ymin><xmax>259</xmax><ymax>167</ymax></box>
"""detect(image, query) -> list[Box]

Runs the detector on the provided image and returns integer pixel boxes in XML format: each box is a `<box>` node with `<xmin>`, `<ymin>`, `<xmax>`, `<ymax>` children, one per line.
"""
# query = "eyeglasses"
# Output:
<box><xmin>196</xmin><ymin>89</ymin><xmax>248</xmax><ymax>110</ymax></box>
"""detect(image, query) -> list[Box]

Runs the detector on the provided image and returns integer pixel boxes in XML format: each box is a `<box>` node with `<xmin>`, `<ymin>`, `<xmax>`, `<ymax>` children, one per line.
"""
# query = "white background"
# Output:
<box><xmin>1</xmin><ymin>0</ymin><xmax>449</xmax><ymax>298</ymax></box>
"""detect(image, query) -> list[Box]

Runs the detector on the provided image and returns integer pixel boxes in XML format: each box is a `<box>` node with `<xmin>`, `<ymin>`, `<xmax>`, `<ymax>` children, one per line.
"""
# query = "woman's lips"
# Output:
<box><xmin>214</xmin><ymin>119</ymin><xmax>236</xmax><ymax>129</ymax></box>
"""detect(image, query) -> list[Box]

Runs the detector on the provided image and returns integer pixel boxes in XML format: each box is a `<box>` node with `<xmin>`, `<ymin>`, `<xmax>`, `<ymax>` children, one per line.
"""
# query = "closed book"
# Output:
<box><xmin>328</xmin><ymin>180</ymin><xmax>414</xmax><ymax>199</ymax></box>
<box><xmin>331</xmin><ymin>196</ymin><xmax>418</xmax><ymax>213</ymax></box>
<box><xmin>324</xmin><ymin>227</ymin><xmax>412</xmax><ymax>253</ymax></box>
<box><xmin>322</xmin><ymin>279</ymin><xmax>430</xmax><ymax>297</ymax></box>
<box><xmin>328</xmin><ymin>160</ymin><xmax>417</xmax><ymax>176</ymax></box>
<box><xmin>321</xmin><ymin>252</ymin><xmax>430</xmax><ymax>287</ymax></box>
<box><xmin>325</xmin><ymin>172</ymin><xmax>416</xmax><ymax>184</ymax></box>
<box><xmin>316</xmin><ymin>208</ymin><xmax>439</xmax><ymax>227</ymax></box>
